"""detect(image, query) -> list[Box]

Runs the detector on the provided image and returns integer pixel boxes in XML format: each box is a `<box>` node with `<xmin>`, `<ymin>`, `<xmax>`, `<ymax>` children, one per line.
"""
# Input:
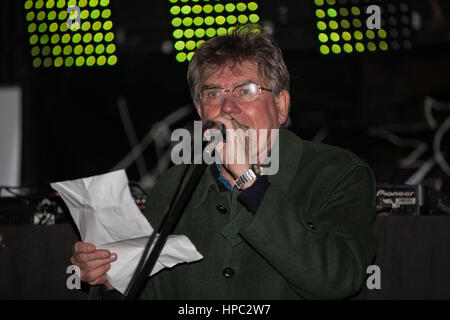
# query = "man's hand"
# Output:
<box><xmin>70</xmin><ymin>241</ymin><xmax>117</xmax><ymax>289</ymax></box>
<box><xmin>209</xmin><ymin>116</ymin><xmax>267</xmax><ymax>189</ymax></box>
<box><xmin>212</xmin><ymin>116</ymin><xmax>252</xmax><ymax>178</ymax></box>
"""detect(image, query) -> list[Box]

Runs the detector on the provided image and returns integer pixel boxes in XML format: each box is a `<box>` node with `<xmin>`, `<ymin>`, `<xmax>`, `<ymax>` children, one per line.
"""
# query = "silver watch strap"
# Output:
<box><xmin>234</xmin><ymin>169</ymin><xmax>257</xmax><ymax>190</ymax></box>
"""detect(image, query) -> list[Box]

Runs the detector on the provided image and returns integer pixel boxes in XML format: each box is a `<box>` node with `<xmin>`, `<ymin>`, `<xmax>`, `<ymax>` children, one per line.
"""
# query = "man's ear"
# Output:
<box><xmin>275</xmin><ymin>90</ymin><xmax>290</xmax><ymax>125</ymax></box>
<box><xmin>195</xmin><ymin>104</ymin><xmax>203</xmax><ymax>119</ymax></box>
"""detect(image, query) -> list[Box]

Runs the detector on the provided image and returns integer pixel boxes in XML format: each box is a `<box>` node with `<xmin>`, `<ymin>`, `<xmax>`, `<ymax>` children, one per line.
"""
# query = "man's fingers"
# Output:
<box><xmin>78</xmin><ymin>253</ymin><xmax>117</xmax><ymax>272</ymax></box>
<box><xmin>73</xmin><ymin>249</ymin><xmax>112</xmax><ymax>263</ymax></box>
<box><xmin>89</xmin><ymin>275</ymin><xmax>108</xmax><ymax>286</ymax></box>
<box><xmin>85</xmin><ymin>264</ymin><xmax>112</xmax><ymax>284</ymax></box>
<box><xmin>72</xmin><ymin>241</ymin><xmax>96</xmax><ymax>254</ymax></box>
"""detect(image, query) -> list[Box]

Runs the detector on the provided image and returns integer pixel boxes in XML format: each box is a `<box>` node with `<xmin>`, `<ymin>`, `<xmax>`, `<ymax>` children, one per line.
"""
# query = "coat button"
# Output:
<box><xmin>216</xmin><ymin>204</ymin><xmax>227</xmax><ymax>214</ymax></box>
<box><xmin>307</xmin><ymin>222</ymin><xmax>316</xmax><ymax>230</ymax></box>
<box><xmin>223</xmin><ymin>267</ymin><xmax>234</xmax><ymax>278</ymax></box>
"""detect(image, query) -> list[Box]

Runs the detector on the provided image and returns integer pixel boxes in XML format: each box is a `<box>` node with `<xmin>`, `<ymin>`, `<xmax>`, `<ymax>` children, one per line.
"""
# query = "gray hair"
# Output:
<box><xmin>187</xmin><ymin>24</ymin><xmax>291</xmax><ymax>126</ymax></box>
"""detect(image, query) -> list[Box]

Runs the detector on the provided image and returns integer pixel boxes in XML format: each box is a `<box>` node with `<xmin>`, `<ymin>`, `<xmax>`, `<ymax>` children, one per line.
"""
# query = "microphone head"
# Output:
<box><xmin>203</xmin><ymin>120</ymin><xmax>226</xmax><ymax>142</ymax></box>
<box><xmin>204</xmin><ymin>120</ymin><xmax>216</xmax><ymax>130</ymax></box>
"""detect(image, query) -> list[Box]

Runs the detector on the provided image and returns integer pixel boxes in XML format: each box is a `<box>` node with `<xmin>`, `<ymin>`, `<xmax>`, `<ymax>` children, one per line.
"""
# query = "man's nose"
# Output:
<box><xmin>221</xmin><ymin>90</ymin><xmax>241</xmax><ymax>115</ymax></box>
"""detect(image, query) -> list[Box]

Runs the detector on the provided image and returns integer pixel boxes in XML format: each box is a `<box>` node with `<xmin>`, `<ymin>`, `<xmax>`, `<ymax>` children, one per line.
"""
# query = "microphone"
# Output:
<box><xmin>204</xmin><ymin>120</ymin><xmax>226</xmax><ymax>142</ymax></box>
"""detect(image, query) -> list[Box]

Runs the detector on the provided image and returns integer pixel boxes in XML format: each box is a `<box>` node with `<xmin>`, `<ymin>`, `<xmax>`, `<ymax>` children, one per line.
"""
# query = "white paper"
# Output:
<box><xmin>51</xmin><ymin>169</ymin><xmax>203</xmax><ymax>294</ymax></box>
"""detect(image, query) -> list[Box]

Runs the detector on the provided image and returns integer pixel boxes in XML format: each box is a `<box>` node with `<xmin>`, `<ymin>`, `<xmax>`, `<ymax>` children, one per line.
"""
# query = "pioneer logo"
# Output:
<box><xmin>376</xmin><ymin>189</ymin><xmax>415</xmax><ymax>197</ymax></box>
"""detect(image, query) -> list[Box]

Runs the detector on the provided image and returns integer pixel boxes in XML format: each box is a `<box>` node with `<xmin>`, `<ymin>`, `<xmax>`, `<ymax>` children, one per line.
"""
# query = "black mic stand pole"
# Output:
<box><xmin>122</xmin><ymin>161</ymin><xmax>207</xmax><ymax>300</ymax></box>
<box><xmin>123</xmin><ymin>121</ymin><xmax>222</xmax><ymax>300</ymax></box>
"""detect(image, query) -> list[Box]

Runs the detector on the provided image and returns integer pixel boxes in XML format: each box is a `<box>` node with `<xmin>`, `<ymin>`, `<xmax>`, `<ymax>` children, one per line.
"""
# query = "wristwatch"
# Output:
<box><xmin>234</xmin><ymin>164</ymin><xmax>262</xmax><ymax>190</ymax></box>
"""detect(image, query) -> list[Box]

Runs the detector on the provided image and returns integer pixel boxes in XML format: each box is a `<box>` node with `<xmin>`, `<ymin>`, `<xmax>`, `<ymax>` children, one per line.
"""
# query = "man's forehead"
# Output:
<box><xmin>201</xmin><ymin>60</ymin><xmax>261</xmax><ymax>85</ymax></box>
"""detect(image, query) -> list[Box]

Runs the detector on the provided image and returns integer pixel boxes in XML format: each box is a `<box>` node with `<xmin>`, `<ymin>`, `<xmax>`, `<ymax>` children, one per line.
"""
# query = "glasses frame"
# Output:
<box><xmin>199</xmin><ymin>82</ymin><xmax>273</xmax><ymax>106</ymax></box>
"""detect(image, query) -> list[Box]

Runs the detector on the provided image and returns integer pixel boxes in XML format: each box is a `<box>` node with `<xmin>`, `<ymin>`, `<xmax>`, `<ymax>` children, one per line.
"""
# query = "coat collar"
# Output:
<box><xmin>191</xmin><ymin>128</ymin><xmax>304</xmax><ymax>209</ymax></box>
<box><xmin>267</xmin><ymin>127</ymin><xmax>304</xmax><ymax>194</ymax></box>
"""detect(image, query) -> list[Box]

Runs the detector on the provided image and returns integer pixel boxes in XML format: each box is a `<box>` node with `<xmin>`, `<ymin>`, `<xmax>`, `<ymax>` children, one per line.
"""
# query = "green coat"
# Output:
<box><xmin>136</xmin><ymin>128</ymin><xmax>377</xmax><ymax>299</ymax></box>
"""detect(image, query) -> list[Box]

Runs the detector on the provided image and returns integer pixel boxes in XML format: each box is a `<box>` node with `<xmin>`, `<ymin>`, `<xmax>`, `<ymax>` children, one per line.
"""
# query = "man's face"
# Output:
<box><xmin>195</xmin><ymin>60</ymin><xmax>289</xmax><ymax>131</ymax></box>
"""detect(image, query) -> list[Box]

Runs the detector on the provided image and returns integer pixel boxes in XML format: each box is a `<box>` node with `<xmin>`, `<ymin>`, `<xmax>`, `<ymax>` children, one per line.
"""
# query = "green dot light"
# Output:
<box><xmin>169</xmin><ymin>1</ymin><xmax>260</xmax><ymax>63</ymax></box>
<box><xmin>249</xmin><ymin>14</ymin><xmax>259</xmax><ymax>23</ymax></box>
<box><xmin>248</xmin><ymin>2</ymin><xmax>258</xmax><ymax>11</ymax></box>
<box><xmin>351</xmin><ymin>7</ymin><xmax>360</xmax><ymax>16</ymax></box>
<box><xmin>343</xmin><ymin>43</ymin><xmax>353</xmax><ymax>53</ymax></box>
<box><xmin>214</xmin><ymin>4</ymin><xmax>224</xmax><ymax>13</ymax></box>
<box><xmin>174</xmin><ymin>40</ymin><xmax>185</xmax><ymax>51</ymax></box>
<box><xmin>354</xmin><ymin>31</ymin><xmax>363</xmax><ymax>40</ymax></box>
<box><xmin>237</xmin><ymin>3</ymin><xmax>246</xmax><ymax>12</ymax></box>
<box><xmin>342</xmin><ymin>31</ymin><xmax>351</xmax><ymax>41</ymax></box>
<box><xmin>225</xmin><ymin>3</ymin><xmax>235</xmax><ymax>12</ymax></box>
<box><xmin>101</xmin><ymin>9</ymin><xmax>111</xmax><ymax>19</ymax></box>
<box><xmin>378</xmin><ymin>29</ymin><xmax>387</xmax><ymax>39</ymax></box>
<box><xmin>355</xmin><ymin>42</ymin><xmax>364</xmax><ymax>52</ymax></box>
<box><xmin>33</xmin><ymin>57</ymin><xmax>42</xmax><ymax>67</ymax></box>
<box><xmin>327</xmin><ymin>8</ymin><xmax>337</xmax><ymax>18</ymax></box>
<box><xmin>25</xmin><ymin>0</ymin><xmax>118</xmax><ymax>67</ymax></box>
<box><xmin>170</xmin><ymin>6</ymin><xmax>181</xmax><ymax>15</ymax></box>
<box><xmin>176</xmin><ymin>52</ymin><xmax>187</xmax><ymax>62</ymax></box>
<box><xmin>367</xmin><ymin>42</ymin><xmax>376</xmax><ymax>51</ymax></box>
<box><xmin>64</xmin><ymin>56</ymin><xmax>73</xmax><ymax>66</ymax></box>
<box><xmin>54</xmin><ymin>56</ymin><xmax>64</xmax><ymax>67</ymax></box>
<box><xmin>314</xmin><ymin>0</ymin><xmax>389</xmax><ymax>55</ymax></box>
<box><xmin>183</xmin><ymin>17</ymin><xmax>193</xmax><ymax>27</ymax></box>
<box><xmin>206</xmin><ymin>28</ymin><xmax>216</xmax><ymax>37</ymax></box>
<box><xmin>192</xmin><ymin>5</ymin><xmax>202</xmax><ymax>14</ymax></box>
<box><xmin>317</xmin><ymin>21</ymin><xmax>327</xmax><ymax>31</ymax></box>
<box><xmin>86</xmin><ymin>56</ymin><xmax>96</xmax><ymax>66</ymax></box>
<box><xmin>186</xmin><ymin>40</ymin><xmax>196</xmax><ymax>50</ymax></box>
<box><xmin>63</xmin><ymin>45</ymin><xmax>72</xmax><ymax>55</ymax></box>
<box><xmin>52</xmin><ymin>45</ymin><xmax>62</xmax><ymax>55</ymax></box>
<box><xmin>181</xmin><ymin>5</ymin><xmax>191</xmax><ymax>15</ymax></box>
<box><xmin>316</xmin><ymin>9</ymin><xmax>325</xmax><ymax>18</ymax></box>
<box><xmin>106</xmin><ymin>43</ymin><xmax>116</xmax><ymax>54</ymax></box>
<box><xmin>194</xmin><ymin>17</ymin><xmax>204</xmax><ymax>26</ymax></box>
<box><xmin>216</xmin><ymin>16</ymin><xmax>226</xmax><ymax>25</ymax></box>
<box><xmin>331</xmin><ymin>44</ymin><xmax>341</xmax><ymax>54</ymax></box>
<box><xmin>107</xmin><ymin>55</ymin><xmax>117</xmax><ymax>66</ymax></box>
<box><xmin>28</xmin><ymin>23</ymin><xmax>37</xmax><ymax>33</ymax></box>
<box><xmin>97</xmin><ymin>55</ymin><xmax>106</xmax><ymax>66</ymax></box>
<box><xmin>329</xmin><ymin>21</ymin><xmax>338</xmax><ymax>30</ymax></box>
<box><xmin>340</xmin><ymin>19</ymin><xmax>350</xmax><ymax>29</ymax></box>
<box><xmin>339</xmin><ymin>8</ymin><xmax>348</xmax><ymax>16</ymax></box>
<box><xmin>379</xmin><ymin>41</ymin><xmax>388</xmax><ymax>50</ymax></box>
<box><xmin>319</xmin><ymin>45</ymin><xmax>329</xmax><ymax>55</ymax></box>
<box><xmin>318</xmin><ymin>33</ymin><xmax>328</xmax><ymax>43</ymax></box>
<box><xmin>217</xmin><ymin>27</ymin><xmax>227</xmax><ymax>36</ymax></box>
<box><xmin>330</xmin><ymin>32</ymin><xmax>340</xmax><ymax>42</ymax></box>
<box><xmin>203</xmin><ymin>5</ymin><xmax>213</xmax><ymax>14</ymax></box>
<box><xmin>31</xmin><ymin>46</ymin><xmax>40</xmax><ymax>56</ymax></box>
<box><xmin>352</xmin><ymin>19</ymin><xmax>362</xmax><ymax>28</ymax></box>
<box><xmin>75</xmin><ymin>56</ymin><xmax>85</xmax><ymax>66</ymax></box>
<box><xmin>43</xmin><ymin>57</ymin><xmax>53</xmax><ymax>67</ymax></box>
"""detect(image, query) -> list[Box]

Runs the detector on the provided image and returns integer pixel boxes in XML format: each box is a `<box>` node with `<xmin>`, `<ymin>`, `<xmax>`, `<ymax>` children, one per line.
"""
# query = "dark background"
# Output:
<box><xmin>1</xmin><ymin>0</ymin><xmax>449</xmax><ymax>191</ymax></box>
<box><xmin>1</xmin><ymin>0</ymin><xmax>450</xmax><ymax>300</ymax></box>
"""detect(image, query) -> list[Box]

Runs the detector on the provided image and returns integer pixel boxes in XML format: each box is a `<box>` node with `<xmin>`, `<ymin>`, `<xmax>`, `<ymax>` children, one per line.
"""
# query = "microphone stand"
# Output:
<box><xmin>123</xmin><ymin>121</ymin><xmax>219</xmax><ymax>300</ymax></box>
<box><xmin>122</xmin><ymin>162</ymin><xmax>206</xmax><ymax>300</ymax></box>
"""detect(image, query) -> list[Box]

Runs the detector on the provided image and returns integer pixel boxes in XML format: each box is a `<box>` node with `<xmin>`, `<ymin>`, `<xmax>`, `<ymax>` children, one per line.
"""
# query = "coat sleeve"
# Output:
<box><xmin>238</xmin><ymin>164</ymin><xmax>377</xmax><ymax>299</ymax></box>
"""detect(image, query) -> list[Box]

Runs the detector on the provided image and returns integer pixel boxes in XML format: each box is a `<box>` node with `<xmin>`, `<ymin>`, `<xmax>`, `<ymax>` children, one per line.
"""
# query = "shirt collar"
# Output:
<box><xmin>211</xmin><ymin>162</ymin><xmax>233</xmax><ymax>194</ymax></box>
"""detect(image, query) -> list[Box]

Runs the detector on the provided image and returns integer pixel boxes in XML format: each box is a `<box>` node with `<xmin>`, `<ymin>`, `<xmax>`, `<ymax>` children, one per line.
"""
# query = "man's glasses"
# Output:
<box><xmin>199</xmin><ymin>82</ymin><xmax>272</xmax><ymax>106</ymax></box>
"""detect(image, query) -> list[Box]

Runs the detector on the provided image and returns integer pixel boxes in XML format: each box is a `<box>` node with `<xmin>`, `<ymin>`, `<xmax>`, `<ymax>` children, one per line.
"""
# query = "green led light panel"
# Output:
<box><xmin>169</xmin><ymin>0</ymin><xmax>260</xmax><ymax>63</ymax></box>
<box><xmin>25</xmin><ymin>0</ymin><xmax>118</xmax><ymax>68</ymax></box>
<box><xmin>314</xmin><ymin>0</ymin><xmax>390</xmax><ymax>55</ymax></box>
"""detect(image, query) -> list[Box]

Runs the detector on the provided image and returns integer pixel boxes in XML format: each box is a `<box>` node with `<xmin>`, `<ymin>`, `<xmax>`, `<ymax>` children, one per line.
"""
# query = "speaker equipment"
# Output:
<box><xmin>376</xmin><ymin>184</ymin><xmax>450</xmax><ymax>216</ymax></box>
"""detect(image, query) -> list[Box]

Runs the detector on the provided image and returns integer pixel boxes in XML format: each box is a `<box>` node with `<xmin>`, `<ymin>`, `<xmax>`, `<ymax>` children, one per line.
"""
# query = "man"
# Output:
<box><xmin>71</xmin><ymin>24</ymin><xmax>376</xmax><ymax>299</ymax></box>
